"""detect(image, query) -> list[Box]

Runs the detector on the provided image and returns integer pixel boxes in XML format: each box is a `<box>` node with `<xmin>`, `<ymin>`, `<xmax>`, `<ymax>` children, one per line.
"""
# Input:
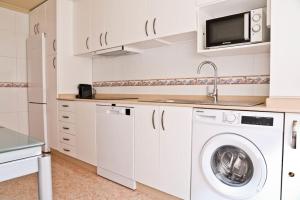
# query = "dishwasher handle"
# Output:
<box><xmin>105</xmin><ymin>108</ymin><xmax>132</xmax><ymax>116</ymax></box>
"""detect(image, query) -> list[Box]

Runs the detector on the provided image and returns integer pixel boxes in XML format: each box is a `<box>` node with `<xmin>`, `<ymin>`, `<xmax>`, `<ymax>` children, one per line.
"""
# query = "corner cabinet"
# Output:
<box><xmin>282</xmin><ymin>113</ymin><xmax>300</xmax><ymax>200</ymax></box>
<box><xmin>73</xmin><ymin>0</ymin><xmax>92</xmax><ymax>55</ymax></box>
<box><xmin>135</xmin><ymin>105</ymin><xmax>192</xmax><ymax>200</ymax></box>
<box><xmin>29</xmin><ymin>3</ymin><xmax>46</xmax><ymax>36</ymax></box>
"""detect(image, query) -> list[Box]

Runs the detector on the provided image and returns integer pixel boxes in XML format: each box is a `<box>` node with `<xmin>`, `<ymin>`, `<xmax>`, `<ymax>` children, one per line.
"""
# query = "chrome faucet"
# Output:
<box><xmin>197</xmin><ymin>61</ymin><xmax>218</xmax><ymax>104</ymax></box>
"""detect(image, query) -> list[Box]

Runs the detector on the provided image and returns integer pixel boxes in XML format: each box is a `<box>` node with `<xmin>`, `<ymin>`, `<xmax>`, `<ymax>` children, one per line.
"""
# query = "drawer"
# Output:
<box><xmin>58</xmin><ymin>111</ymin><xmax>75</xmax><ymax>123</ymax></box>
<box><xmin>60</xmin><ymin>132</ymin><xmax>76</xmax><ymax>146</ymax></box>
<box><xmin>58</xmin><ymin>101</ymin><xmax>74</xmax><ymax>112</ymax></box>
<box><xmin>60</xmin><ymin>143</ymin><xmax>76</xmax><ymax>157</ymax></box>
<box><xmin>59</xmin><ymin>122</ymin><xmax>76</xmax><ymax>135</ymax></box>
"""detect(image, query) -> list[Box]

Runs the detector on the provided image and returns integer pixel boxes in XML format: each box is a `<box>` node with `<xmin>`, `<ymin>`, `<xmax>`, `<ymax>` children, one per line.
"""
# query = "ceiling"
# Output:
<box><xmin>0</xmin><ymin>0</ymin><xmax>46</xmax><ymax>12</ymax></box>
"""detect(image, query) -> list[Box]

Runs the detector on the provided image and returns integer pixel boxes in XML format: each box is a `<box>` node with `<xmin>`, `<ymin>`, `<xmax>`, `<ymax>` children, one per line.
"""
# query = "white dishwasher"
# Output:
<box><xmin>96</xmin><ymin>104</ymin><xmax>136</xmax><ymax>189</ymax></box>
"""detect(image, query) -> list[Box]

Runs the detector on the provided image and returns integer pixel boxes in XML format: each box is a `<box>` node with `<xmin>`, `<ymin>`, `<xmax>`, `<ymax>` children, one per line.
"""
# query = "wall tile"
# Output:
<box><xmin>0</xmin><ymin>57</ymin><xmax>16</xmax><ymax>82</ymax></box>
<box><xmin>17</xmin><ymin>112</ymin><xmax>29</xmax><ymax>135</ymax></box>
<box><xmin>16</xmin><ymin>33</ymin><xmax>27</xmax><ymax>59</ymax></box>
<box><xmin>0</xmin><ymin>30</ymin><xmax>17</xmax><ymax>57</ymax></box>
<box><xmin>16</xmin><ymin>58</ymin><xmax>27</xmax><ymax>82</ymax></box>
<box><xmin>15</xmin><ymin>12</ymin><xmax>29</xmax><ymax>35</ymax></box>
<box><xmin>0</xmin><ymin>7</ymin><xmax>15</xmax><ymax>32</ymax></box>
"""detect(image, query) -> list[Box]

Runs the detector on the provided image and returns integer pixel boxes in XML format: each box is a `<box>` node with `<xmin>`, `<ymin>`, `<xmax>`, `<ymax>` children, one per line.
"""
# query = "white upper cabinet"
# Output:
<box><xmin>75</xmin><ymin>0</ymin><xmax>196</xmax><ymax>54</ymax></box>
<box><xmin>45</xmin><ymin>0</ymin><xmax>57</xmax><ymax>56</ymax></box>
<box><xmin>73</xmin><ymin>0</ymin><xmax>92</xmax><ymax>55</ymax></box>
<box><xmin>91</xmin><ymin>0</ymin><xmax>106</xmax><ymax>51</ymax></box>
<box><xmin>270</xmin><ymin>0</ymin><xmax>300</xmax><ymax>97</ymax></box>
<box><xmin>29</xmin><ymin>3</ymin><xmax>46</xmax><ymax>36</ymax></box>
<box><xmin>121</xmin><ymin>0</ymin><xmax>149</xmax><ymax>44</ymax></box>
<box><xmin>150</xmin><ymin>0</ymin><xmax>196</xmax><ymax>39</ymax></box>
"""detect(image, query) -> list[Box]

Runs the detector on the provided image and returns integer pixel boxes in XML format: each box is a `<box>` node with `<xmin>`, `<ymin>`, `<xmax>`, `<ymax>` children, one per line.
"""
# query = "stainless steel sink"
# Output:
<box><xmin>139</xmin><ymin>99</ymin><xmax>263</xmax><ymax>107</ymax></box>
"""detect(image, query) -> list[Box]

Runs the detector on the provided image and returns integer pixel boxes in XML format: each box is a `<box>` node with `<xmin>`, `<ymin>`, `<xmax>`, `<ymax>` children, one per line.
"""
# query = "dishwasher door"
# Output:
<box><xmin>96</xmin><ymin>105</ymin><xmax>136</xmax><ymax>189</ymax></box>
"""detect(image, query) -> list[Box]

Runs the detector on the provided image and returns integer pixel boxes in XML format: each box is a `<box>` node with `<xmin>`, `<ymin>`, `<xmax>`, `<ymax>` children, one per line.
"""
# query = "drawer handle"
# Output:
<box><xmin>62</xmin><ymin>116</ymin><xmax>70</xmax><ymax>119</ymax></box>
<box><xmin>63</xmin><ymin>138</ymin><xmax>70</xmax><ymax>141</ymax></box>
<box><xmin>62</xmin><ymin>105</ymin><xmax>69</xmax><ymax>108</ymax></box>
<box><xmin>63</xmin><ymin>148</ymin><xmax>70</xmax><ymax>152</ymax></box>
<box><xmin>62</xmin><ymin>127</ymin><xmax>70</xmax><ymax>130</ymax></box>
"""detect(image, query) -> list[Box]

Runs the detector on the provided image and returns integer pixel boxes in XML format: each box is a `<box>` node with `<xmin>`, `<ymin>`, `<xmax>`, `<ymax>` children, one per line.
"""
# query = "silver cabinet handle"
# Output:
<box><xmin>53</xmin><ymin>39</ymin><xmax>56</xmax><ymax>52</ymax></box>
<box><xmin>36</xmin><ymin>23</ymin><xmax>40</xmax><ymax>34</ymax></box>
<box><xmin>52</xmin><ymin>57</ymin><xmax>56</xmax><ymax>69</ymax></box>
<box><xmin>292</xmin><ymin>120</ymin><xmax>298</xmax><ymax>149</ymax></box>
<box><xmin>152</xmin><ymin>110</ymin><xmax>156</xmax><ymax>130</ymax></box>
<box><xmin>153</xmin><ymin>18</ymin><xmax>157</xmax><ymax>35</ymax></box>
<box><xmin>86</xmin><ymin>37</ymin><xmax>89</xmax><ymax>50</ymax></box>
<box><xmin>161</xmin><ymin>110</ymin><xmax>165</xmax><ymax>131</ymax></box>
<box><xmin>63</xmin><ymin>138</ymin><xmax>70</xmax><ymax>141</ymax></box>
<box><xmin>99</xmin><ymin>33</ymin><xmax>103</xmax><ymax>47</ymax></box>
<box><xmin>145</xmin><ymin>20</ymin><xmax>149</xmax><ymax>36</ymax></box>
<box><xmin>105</xmin><ymin>32</ymin><xmax>108</xmax><ymax>46</ymax></box>
<box><xmin>63</xmin><ymin>148</ymin><xmax>70</xmax><ymax>152</ymax></box>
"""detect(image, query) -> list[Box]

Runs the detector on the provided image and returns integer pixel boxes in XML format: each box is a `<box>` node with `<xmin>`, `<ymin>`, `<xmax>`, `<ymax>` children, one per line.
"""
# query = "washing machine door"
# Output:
<box><xmin>200</xmin><ymin>133</ymin><xmax>267</xmax><ymax>200</ymax></box>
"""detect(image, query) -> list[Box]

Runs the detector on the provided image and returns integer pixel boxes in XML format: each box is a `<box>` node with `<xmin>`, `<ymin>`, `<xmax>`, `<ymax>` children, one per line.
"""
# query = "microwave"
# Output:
<box><xmin>205</xmin><ymin>8</ymin><xmax>269</xmax><ymax>48</ymax></box>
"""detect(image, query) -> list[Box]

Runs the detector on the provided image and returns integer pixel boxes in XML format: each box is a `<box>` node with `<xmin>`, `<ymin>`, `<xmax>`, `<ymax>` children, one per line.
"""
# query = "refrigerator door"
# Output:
<box><xmin>27</xmin><ymin>33</ymin><xmax>47</xmax><ymax>104</ymax></box>
<box><xmin>28</xmin><ymin>103</ymin><xmax>49</xmax><ymax>152</ymax></box>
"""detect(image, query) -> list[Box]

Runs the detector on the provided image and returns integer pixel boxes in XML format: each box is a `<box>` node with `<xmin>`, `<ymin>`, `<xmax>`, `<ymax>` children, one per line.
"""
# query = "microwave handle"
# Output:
<box><xmin>244</xmin><ymin>13</ymin><xmax>250</xmax><ymax>40</ymax></box>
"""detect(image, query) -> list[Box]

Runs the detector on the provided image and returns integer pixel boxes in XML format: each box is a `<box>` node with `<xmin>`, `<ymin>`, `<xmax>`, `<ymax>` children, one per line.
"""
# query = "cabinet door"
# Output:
<box><xmin>159</xmin><ymin>106</ymin><xmax>192</xmax><ymax>199</ymax></box>
<box><xmin>29</xmin><ymin>4</ymin><xmax>46</xmax><ymax>36</ymax></box>
<box><xmin>102</xmin><ymin>0</ymin><xmax>125</xmax><ymax>48</ymax></box>
<box><xmin>120</xmin><ymin>0</ymin><xmax>150</xmax><ymax>45</ymax></box>
<box><xmin>135</xmin><ymin>105</ymin><xmax>160</xmax><ymax>189</ymax></box>
<box><xmin>282</xmin><ymin>113</ymin><xmax>300</xmax><ymax>200</ymax></box>
<box><xmin>47</xmin><ymin>54</ymin><xmax>58</xmax><ymax>150</ymax></box>
<box><xmin>75</xmin><ymin>102</ymin><xmax>97</xmax><ymax>165</ymax></box>
<box><xmin>150</xmin><ymin>0</ymin><xmax>196</xmax><ymax>38</ymax></box>
<box><xmin>45</xmin><ymin>0</ymin><xmax>57</xmax><ymax>56</ymax></box>
<box><xmin>73</xmin><ymin>0</ymin><xmax>92</xmax><ymax>55</ymax></box>
<box><xmin>91</xmin><ymin>0</ymin><xmax>106</xmax><ymax>51</ymax></box>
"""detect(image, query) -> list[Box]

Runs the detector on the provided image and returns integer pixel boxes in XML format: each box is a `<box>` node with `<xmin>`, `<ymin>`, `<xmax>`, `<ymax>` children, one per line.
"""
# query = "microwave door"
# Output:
<box><xmin>244</xmin><ymin>13</ymin><xmax>250</xmax><ymax>40</ymax></box>
<box><xmin>206</xmin><ymin>12</ymin><xmax>251</xmax><ymax>48</ymax></box>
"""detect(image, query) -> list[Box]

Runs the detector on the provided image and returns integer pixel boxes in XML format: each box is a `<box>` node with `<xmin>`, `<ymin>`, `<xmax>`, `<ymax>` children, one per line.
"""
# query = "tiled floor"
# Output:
<box><xmin>0</xmin><ymin>154</ymin><xmax>164</xmax><ymax>200</ymax></box>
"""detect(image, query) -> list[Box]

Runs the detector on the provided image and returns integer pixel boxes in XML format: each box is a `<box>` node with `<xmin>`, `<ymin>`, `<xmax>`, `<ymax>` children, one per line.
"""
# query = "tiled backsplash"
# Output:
<box><xmin>92</xmin><ymin>40</ymin><xmax>270</xmax><ymax>96</ymax></box>
<box><xmin>0</xmin><ymin>82</ymin><xmax>28</xmax><ymax>88</ymax></box>
<box><xmin>93</xmin><ymin>75</ymin><xmax>269</xmax><ymax>87</ymax></box>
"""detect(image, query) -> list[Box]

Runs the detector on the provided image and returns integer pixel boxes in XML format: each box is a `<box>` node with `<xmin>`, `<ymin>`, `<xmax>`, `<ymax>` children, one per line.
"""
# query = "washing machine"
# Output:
<box><xmin>191</xmin><ymin>108</ymin><xmax>284</xmax><ymax>200</ymax></box>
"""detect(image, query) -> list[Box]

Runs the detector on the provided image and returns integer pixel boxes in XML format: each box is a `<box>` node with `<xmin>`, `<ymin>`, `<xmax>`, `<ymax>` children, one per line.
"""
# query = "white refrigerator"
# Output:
<box><xmin>27</xmin><ymin>33</ymin><xmax>49</xmax><ymax>152</ymax></box>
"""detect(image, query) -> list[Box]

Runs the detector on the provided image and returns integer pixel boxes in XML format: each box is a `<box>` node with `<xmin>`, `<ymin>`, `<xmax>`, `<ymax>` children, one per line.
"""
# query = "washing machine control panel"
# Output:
<box><xmin>222</xmin><ymin>112</ymin><xmax>240</xmax><ymax>124</ymax></box>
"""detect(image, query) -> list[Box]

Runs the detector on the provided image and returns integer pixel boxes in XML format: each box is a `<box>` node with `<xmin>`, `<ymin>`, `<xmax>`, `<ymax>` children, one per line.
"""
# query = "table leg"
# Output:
<box><xmin>38</xmin><ymin>154</ymin><xmax>53</xmax><ymax>200</ymax></box>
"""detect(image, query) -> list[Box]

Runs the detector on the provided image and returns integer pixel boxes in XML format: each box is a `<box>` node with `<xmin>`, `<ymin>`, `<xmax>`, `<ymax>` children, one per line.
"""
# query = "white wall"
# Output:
<box><xmin>0</xmin><ymin>7</ymin><xmax>29</xmax><ymax>134</ymax></box>
<box><xmin>93</xmin><ymin>40</ymin><xmax>270</xmax><ymax>96</ymax></box>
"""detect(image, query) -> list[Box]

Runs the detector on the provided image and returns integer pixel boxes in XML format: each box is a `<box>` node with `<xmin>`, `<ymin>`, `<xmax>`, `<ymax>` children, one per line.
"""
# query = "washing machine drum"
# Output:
<box><xmin>200</xmin><ymin>133</ymin><xmax>267</xmax><ymax>200</ymax></box>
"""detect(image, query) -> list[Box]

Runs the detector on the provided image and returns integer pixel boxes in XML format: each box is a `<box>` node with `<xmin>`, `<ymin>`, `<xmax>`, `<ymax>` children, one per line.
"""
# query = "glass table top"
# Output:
<box><xmin>0</xmin><ymin>127</ymin><xmax>44</xmax><ymax>153</ymax></box>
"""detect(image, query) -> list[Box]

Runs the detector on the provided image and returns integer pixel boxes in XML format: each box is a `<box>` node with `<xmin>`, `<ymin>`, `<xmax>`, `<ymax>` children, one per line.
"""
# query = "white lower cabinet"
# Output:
<box><xmin>135</xmin><ymin>105</ymin><xmax>192</xmax><ymax>199</ymax></box>
<box><xmin>57</xmin><ymin>101</ymin><xmax>97</xmax><ymax>166</ymax></box>
<box><xmin>75</xmin><ymin>101</ymin><xmax>97</xmax><ymax>166</ymax></box>
<box><xmin>282</xmin><ymin>113</ymin><xmax>300</xmax><ymax>200</ymax></box>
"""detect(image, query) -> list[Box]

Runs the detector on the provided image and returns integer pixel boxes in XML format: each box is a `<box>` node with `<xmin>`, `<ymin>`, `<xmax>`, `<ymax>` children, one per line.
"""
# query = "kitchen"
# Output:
<box><xmin>0</xmin><ymin>0</ymin><xmax>299</xmax><ymax>200</ymax></box>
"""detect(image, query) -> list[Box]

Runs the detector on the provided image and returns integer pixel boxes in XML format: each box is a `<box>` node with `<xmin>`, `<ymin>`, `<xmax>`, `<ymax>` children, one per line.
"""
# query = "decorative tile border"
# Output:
<box><xmin>0</xmin><ymin>82</ymin><xmax>28</xmax><ymax>88</ymax></box>
<box><xmin>93</xmin><ymin>75</ymin><xmax>270</xmax><ymax>88</ymax></box>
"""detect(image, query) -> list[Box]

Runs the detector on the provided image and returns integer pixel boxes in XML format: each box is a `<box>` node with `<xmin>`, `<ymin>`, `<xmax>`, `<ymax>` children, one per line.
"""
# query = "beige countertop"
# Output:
<box><xmin>57</xmin><ymin>94</ymin><xmax>300</xmax><ymax>113</ymax></box>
